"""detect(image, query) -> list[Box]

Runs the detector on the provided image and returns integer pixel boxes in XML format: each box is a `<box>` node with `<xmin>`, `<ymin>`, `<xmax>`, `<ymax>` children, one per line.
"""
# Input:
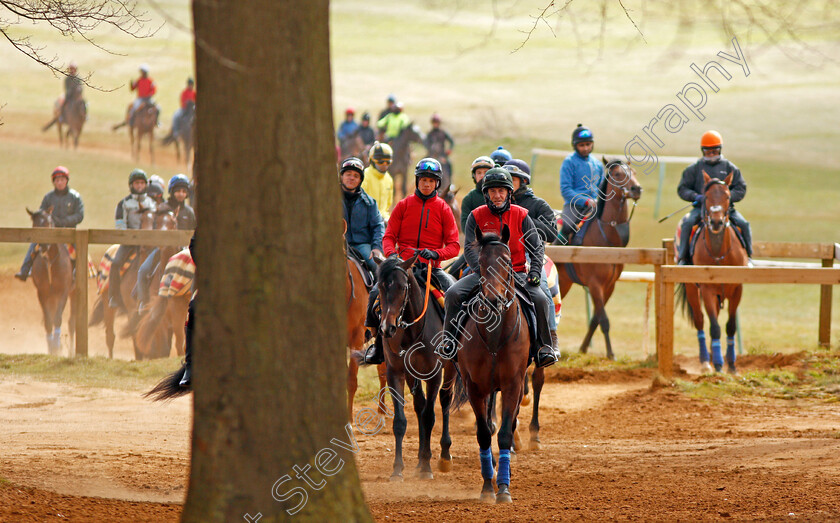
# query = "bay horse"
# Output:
<box><xmin>345</xmin><ymin>253</ymin><xmax>388</xmax><ymax>421</ymax></box>
<box><xmin>388</xmin><ymin>123</ymin><xmax>425</xmax><ymax>200</ymax></box>
<box><xmin>89</xmin><ymin>208</ymin><xmax>156</xmax><ymax>358</ymax></box>
<box><xmin>450</xmin><ymin>227</ymin><xmax>530</xmax><ymax>503</ymax></box>
<box><xmin>163</xmin><ymin>100</ymin><xmax>195</xmax><ymax>166</ymax></box>
<box><xmin>339</xmin><ymin>131</ymin><xmax>364</xmax><ymax>161</ymax></box>
<box><xmin>26</xmin><ymin>208</ymin><xmax>75</xmax><ymax>355</ymax></box>
<box><xmin>676</xmin><ymin>171</ymin><xmax>747</xmax><ymax>374</ymax></box>
<box><xmin>556</xmin><ymin>159</ymin><xmax>642</xmax><ymax>360</ymax></box>
<box><xmin>43</xmin><ymin>96</ymin><xmax>86</xmax><ymax>149</ymax></box>
<box><xmin>358</xmin><ymin>253</ymin><xmax>455</xmax><ymax>481</ymax></box>
<box><xmin>114</xmin><ymin>102</ymin><xmax>158</xmax><ymax>163</ymax></box>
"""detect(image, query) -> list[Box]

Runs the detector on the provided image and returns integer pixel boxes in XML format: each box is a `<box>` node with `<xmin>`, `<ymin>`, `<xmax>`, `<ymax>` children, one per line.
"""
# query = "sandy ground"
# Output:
<box><xmin>1</xmin><ymin>357</ymin><xmax>839</xmax><ymax>521</ymax></box>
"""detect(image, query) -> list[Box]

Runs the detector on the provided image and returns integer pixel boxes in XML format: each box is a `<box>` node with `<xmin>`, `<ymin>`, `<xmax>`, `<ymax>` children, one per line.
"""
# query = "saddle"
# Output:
<box><xmin>346</xmin><ymin>247</ymin><xmax>375</xmax><ymax>291</ymax></box>
<box><xmin>455</xmin><ymin>278</ymin><xmax>539</xmax><ymax>359</ymax></box>
<box><xmin>96</xmin><ymin>245</ymin><xmax>139</xmax><ymax>294</ymax></box>
<box><xmin>688</xmin><ymin>222</ymin><xmax>748</xmax><ymax>260</ymax></box>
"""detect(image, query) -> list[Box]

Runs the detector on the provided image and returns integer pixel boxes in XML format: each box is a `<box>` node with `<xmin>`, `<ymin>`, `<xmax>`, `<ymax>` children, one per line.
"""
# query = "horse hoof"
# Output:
<box><xmin>520</xmin><ymin>394</ymin><xmax>531</xmax><ymax>407</ymax></box>
<box><xmin>530</xmin><ymin>439</ymin><xmax>541</xmax><ymax>451</ymax></box>
<box><xmin>496</xmin><ymin>486</ymin><xmax>512</xmax><ymax>504</ymax></box>
<box><xmin>417</xmin><ymin>471</ymin><xmax>434</xmax><ymax>480</ymax></box>
<box><xmin>700</xmin><ymin>362</ymin><xmax>714</xmax><ymax>374</ymax></box>
<box><xmin>438</xmin><ymin>458</ymin><xmax>452</xmax><ymax>472</ymax></box>
<box><xmin>389</xmin><ymin>474</ymin><xmax>404</xmax><ymax>482</ymax></box>
<box><xmin>727</xmin><ymin>366</ymin><xmax>738</xmax><ymax>376</ymax></box>
<box><xmin>714</xmin><ymin>364</ymin><xmax>723</xmax><ymax>373</ymax></box>
<box><xmin>479</xmin><ymin>491</ymin><xmax>495</xmax><ymax>503</ymax></box>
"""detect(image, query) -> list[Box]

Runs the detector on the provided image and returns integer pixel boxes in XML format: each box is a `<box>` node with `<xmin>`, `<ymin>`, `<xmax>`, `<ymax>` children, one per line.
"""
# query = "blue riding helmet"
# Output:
<box><xmin>490</xmin><ymin>146</ymin><xmax>512</xmax><ymax>167</ymax></box>
<box><xmin>168</xmin><ymin>174</ymin><xmax>191</xmax><ymax>194</ymax></box>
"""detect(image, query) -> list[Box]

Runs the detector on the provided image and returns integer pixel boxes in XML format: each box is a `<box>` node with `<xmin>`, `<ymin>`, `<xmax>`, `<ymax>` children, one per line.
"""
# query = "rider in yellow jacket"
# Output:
<box><xmin>361</xmin><ymin>142</ymin><xmax>394</xmax><ymax>221</ymax></box>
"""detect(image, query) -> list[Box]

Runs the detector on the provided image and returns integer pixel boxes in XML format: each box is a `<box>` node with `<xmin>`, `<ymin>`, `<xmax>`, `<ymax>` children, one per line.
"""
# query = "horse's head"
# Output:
<box><xmin>598</xmin><ymin>158</ymin><xmax>642</xmax><ymax>222</ymax></box>
<box><xmin>475</xmin><ymin>227</ymin><xmax>515</xmax><ymax>313</ymax></box>
<box><xmin>139</xmin><ymin>206</ymin><xmax>156</xmax><ymax>230</ymax></box>
<box><xmin>402</xmin><ymin>123</ymin><xmax>425</xmax><ymax>144</ymax></box>
<box><xmin>375</xmin><ymin>253</ymin><xmax>418</xmax><ymax>338</ymax></box>
<box><xmin>27</xmin><ymin>206</ymin><xmax>54</xmax><ymax>228</ymax></box>
<box><xmin>155</xmin><ymin>210</ymin><xmax>177</xmax><ymax>230</ymax></box>
<box><xmin>702</xmin><ymin>170</ymin><xmax>732</xmax><ymax>234</ymax></box>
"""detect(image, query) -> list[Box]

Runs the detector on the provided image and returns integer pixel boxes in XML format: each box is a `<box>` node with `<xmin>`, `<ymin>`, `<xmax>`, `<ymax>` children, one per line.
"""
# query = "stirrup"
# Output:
<box><xmin>535</xmin><ymin>346</ymin><xmax>559</xmax><ymax>368</ymax></box>
<box><xmin>363</xmin><ymin>342</ymin><xmax>384</xmax><ymax>365</ymax></box>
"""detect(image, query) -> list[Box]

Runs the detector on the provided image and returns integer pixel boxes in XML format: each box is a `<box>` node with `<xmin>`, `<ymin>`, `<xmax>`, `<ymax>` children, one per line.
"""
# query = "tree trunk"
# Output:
<box><xmin>185</xmin><ymin>1</ymin><xmax>371</xmax><ymax>521</ymax></box>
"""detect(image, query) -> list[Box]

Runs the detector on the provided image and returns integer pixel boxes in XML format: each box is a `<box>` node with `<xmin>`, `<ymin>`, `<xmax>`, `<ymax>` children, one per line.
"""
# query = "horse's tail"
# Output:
<box><xmin>144</xmin><ymin>364</ymin><xmax>190</xmax><ymax>401</ymax></box>
<box><xmin>449</xmin><ymin>366</ymin><xmax>469</xmax><ymax>413</ymax></box>
<box><xmin>675</xmin><ymin>282</ymin><xmax>695</xmax><ymax>324</ymax></box>
<box><xmin>350</xmin><ymin>349</ymin><xmax>369</xmax><ymax>367</ymax></box>
<box><xmin>42</xmin><ymin>118</ymin><xmax>57</xmax><ymax>132</ymax></box>
<box><xmin>89</xmin><ymin>296</ymin><xmax>104</xmax><ymax>326</ymax></box>
<box><xmin>120</xmin><ymin>312</ymin><xmax>142</xmax><ymax>338</ymax></box>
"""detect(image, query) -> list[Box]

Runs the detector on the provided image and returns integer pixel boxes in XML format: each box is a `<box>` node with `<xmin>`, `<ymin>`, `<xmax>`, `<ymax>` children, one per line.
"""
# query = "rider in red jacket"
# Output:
<box><xmin>363</xmin><ymin>157</ymin><xmax>459</xmax><ymax>364</ymax></box>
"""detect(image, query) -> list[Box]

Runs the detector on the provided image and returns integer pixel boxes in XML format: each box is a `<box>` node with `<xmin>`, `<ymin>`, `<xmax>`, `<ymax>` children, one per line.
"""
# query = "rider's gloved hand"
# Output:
<box><xmin>692</xmin><ymin>195</ymin><xmax>704</xmax><ymax>208</ymax></box>
<box><xmin>417</xmin><ymin>249</ymin><xmax>439</xmax><ymax>260</ymax></box>
<box><xmin>585</xmin><ymin>198</ymin><xmax>597</xmax><ymax>209</ymax></box>
<box><xmin>526</xmin><ymin>273</ymin><xmax>541</xmax><ymax>286</ymax></box>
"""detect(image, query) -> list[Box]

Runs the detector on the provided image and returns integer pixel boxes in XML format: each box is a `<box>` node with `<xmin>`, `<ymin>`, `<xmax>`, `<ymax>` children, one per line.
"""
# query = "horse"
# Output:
<box><xmin>339</xmin><ymin>131</ymin><xmax>364</xmax><ymax>161</ymax></box>
<box><xmin>556</xmin><ymin>159</ymin><xmax>642</xmax><ymax>360</ymax></box>
<box><xmin>450</xmin><ymin>227</ymin><xmax>531</xmax><ymax>503</ymax></box>
<box><xmin>441</xmin><ymin>186</ymin><xmax>463</xmax><ymax>242</ymax></box>
<box><xmin>114</xmin><ymin>102</ymin><xmax>158</xmax><ymax>163</ymax></box>
<box><xmin>89</xmin><ymin>208</ymin><xmax>156</xmax><ymax>358</ymax></box>
<box><xmin>345</xmin><ymin>255</ymin><xmax>388</xmax><ymax>421</ymax></box>
<box><xmin>388</xmin><ymin>123</ymin><xmax>425</xmax><ymax>200</ymax></box>
<box><xmin>163</xmin><ymin>100</ymin><xmax>195</xmax><ymax>166</ymax></box>
<box><xmin>43</xmin><ymin>96</ymin><xmax>86</xmax><ymax>149</ymax></box>
<box><xmin>676</xmin><ymin>171</ymin><xmax>747</xmax><ymax>374</ymax></box>
<box><xmin>356</xmin><ymin>254</ymin><xmax>455</xmax><ymax>481</ymax></box>
<box><xmin>26</xmin><ymin>208</ymin><xmax>76</xmax><ymax>355</ymax></box>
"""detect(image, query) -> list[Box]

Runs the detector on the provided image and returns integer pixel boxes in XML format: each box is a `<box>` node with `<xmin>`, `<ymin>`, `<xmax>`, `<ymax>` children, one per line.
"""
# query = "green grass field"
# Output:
<box><xmin>0</xmin><ymin>0</ymin><xmax>838</xmax><ymax>364</ymax></box>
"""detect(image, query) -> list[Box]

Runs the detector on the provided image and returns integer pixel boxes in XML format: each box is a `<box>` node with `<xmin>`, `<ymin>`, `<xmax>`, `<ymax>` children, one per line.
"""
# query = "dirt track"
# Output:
<box><xmin>2</xmin><ymin>356</ymin><xmax>840</xmax><ymax>521</ymax></box>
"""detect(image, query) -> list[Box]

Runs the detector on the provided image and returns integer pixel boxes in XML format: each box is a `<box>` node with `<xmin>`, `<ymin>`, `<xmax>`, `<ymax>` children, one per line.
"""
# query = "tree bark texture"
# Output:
<box><xmin>185</xmin><ymin>1</ymin><xmax>372</xmax><ymax>521</ymax></box>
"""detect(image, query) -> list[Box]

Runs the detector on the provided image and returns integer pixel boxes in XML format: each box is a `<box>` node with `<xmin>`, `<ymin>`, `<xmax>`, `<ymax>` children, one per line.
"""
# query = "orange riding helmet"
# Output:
<box><xmin>700</xmin><ymin>130</ymin><xmax>722</xmax><ymax>149</ymax></box>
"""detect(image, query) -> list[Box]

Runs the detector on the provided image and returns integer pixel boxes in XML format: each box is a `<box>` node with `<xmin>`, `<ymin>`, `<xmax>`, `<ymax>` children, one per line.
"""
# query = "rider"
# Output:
<box><xmin>61</xmin><ymin>62</ymin><xmax>84</xmax><ymax>122</ymax></box>
<box><xmin>362</xmin><ymin>157</ymin><xmax>460</xmax><ymax>365</ymax></box>
<box><xmin>146</xmin><ymin>178</ymin><xmax>165</xmax><ymax>206</ymax></box>
<box><xmin>336</xmin><ymin>107</ymin><xmax>359</xmax><ymax>142</ymax></box>
<box><xmin>358</xmin><ymin>112</ymin><xmax>376</xmax><ymax>147</ymax></box>
<box><xmin>440</xmin><ymin>168</ymin><xmax>560</xmax><ymax>368</ymax></box>
<box><xmin>109</xmin><ymin>169</ymin><xmax>156</xmax><ymax>311</ymax></box>
<box><xmin>168</xmin><ymin>77</ymin><xmax>195</xmax><ymax>141</ymax></box>
<box><xmin>378</xmin><ymin>93</ymin><xmax>397</xmax><ymax>121</ymax></box>
<box><xmin>460</xmin><ymin>156</ymin><xmax>495</xmax><ymax>231</ymax></box>
<box><xmin>15</xmin><ymin>166</ymin><xmax>85</xmax><ymax>282</ymax></box>
<box><xmin>135</xmin><ymin>174</ymin><xmax>196</xmax><ymax>312</ymax></box>
<box><xmin>558</xmin><ymin>124</ymin><xmax>603</xmax><ymax>244</ymax></box>
<box><xmin>125</xmin><ymin>64</ymin><xmax>158</xmax><ymax>127</ymax></box>
<box><xmin>340</xmin><ymin>157</ymin><xmax>385</xmax><ymax>271</ymax></box>
<box><xmin>361</xmin><ymin>142</ymin><xmax>395</xmax><ymax>221</ymax></box>
<box><xmin>377</xmin><ymin>101</ymin><xmax>410</xmax><ymax>142</ymax></box>
<box><xmin>423</xmin><ymin>113</ymin><xmax>454</xmax><ymax>175</ymax></box>
<box><xmin>490</xmin><ymin>146</ymin><xmax>512</xmax><ymax>167</ymax></box>
<box><xmin>677</xmin><ymin>130</ymin><xmax>751</xmax><ymax>264</ymax></box>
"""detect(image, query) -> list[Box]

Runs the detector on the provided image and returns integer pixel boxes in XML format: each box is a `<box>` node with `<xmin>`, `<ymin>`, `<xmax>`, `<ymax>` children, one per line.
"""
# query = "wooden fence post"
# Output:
<box><xmin>819</xmin><ymin>257</ymin><xmax>833</xmax><ymax>347</ymax></box>
<box><xmin>658</xmin><ymin>280</ymin><xmax>674</xmax><ymax>379</ymax></box>
<box><xmin>74</xmin><ymin>229</ymin><xmax>89</xmax><ymax>358</ymax></box>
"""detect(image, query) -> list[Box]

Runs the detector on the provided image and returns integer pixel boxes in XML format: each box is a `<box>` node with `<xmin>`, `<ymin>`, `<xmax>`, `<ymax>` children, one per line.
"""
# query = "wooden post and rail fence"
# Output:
<box><xmin>0</xmin><ymin>228</ymin><xmax>193</xmax><ymax>358</ymax></box>
<box><xmin>0</xmin><ymin>229</ymin><xmax>834</xmax><ymax>372</ymax></box>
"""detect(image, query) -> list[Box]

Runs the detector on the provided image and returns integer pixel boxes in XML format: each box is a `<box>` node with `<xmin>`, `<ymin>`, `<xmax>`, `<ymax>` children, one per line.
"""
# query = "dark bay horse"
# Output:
<box><xmin>44</xmin><ymin>96</ymin><xmax>86</xmax><ymax>149</ymax></box>
<box><xmin>345</xmin><ymin>255</ymin><xmax>388</xmax><ymax>421</ymax></box>
<box><xmin>556</xmin><ymin>159</ymin><xmax>642</xmax><ymax>360</ymax></box>
<box><xmin>361</xmin><ymin>254</ymin><xmax>455</xmax><ymax>481</ymax></box>
<box><xmin>451</xmin><ymin>228</ymin><xmax>530</xmax><ymax>503</ymax></box>
<box><xmin>677</xmin><ymin>171</ymin><xmax>747</xmax><ymax>374</ymax></box>
<box><xmin>26</xmin><ymin>208</ymin><xmax>75</xmax><ymax>355</ymax></box>
<box><xmin>114</xmin><ymin>102</ymin><xmax>158</xmax><ymax>163</ymax></box>
<box><xmin>388</xmin><ymin>123</ymin><xmax>425</xmax><ymax>200</ymax></box>
<box><xmin>89</xmin><ymin>208</ymin><xmax>156</xmax><ymax>358</ymax></box>
<box><xmin>339</xmin><ymin>132</ymin><xmax>364</xmax><ymax>161</ymax></box>
<box><xmin>163</xmin><ymin>100</ymin><xmax>195</xmax><ymax>166</ymax></box>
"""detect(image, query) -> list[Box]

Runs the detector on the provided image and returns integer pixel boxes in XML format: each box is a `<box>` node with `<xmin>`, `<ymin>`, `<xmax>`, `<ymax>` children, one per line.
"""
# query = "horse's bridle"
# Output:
<box><xmin>604</xmin><ymin>162</ymin><xmax>638</xmax><ymax>227</ymax></box>
<box><xmin>478</xmin><ymin>241</ymin><xmax>516</xmax><ymax>314</ymax></box>
<box><xmin>384</xmin><ymin>265</ymin><xmax>423</xmax><ymax>331</ymax></box>
<box><xmin>702</xmin><ymin>179</ymin><xmax>730</xmax><ymax>231</ymax></box>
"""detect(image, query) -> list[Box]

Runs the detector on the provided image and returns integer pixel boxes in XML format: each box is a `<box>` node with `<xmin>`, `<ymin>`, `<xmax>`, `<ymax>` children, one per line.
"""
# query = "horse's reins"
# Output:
<box><xmin>394</xmin><ymin>257</ymin><xmax>433</xmax><ymax>330</ymax></box>
<box><xmin>475</xmin><ymin>241</ymin><xmax>521</xmax><ymax>355</ymax></box>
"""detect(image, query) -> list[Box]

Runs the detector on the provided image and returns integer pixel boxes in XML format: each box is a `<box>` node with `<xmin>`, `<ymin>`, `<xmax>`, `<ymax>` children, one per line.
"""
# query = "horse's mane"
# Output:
<box><xmin>376</xmin><ymin>255</ymin><xmax>405</xmax><ymax>283</ymax></box>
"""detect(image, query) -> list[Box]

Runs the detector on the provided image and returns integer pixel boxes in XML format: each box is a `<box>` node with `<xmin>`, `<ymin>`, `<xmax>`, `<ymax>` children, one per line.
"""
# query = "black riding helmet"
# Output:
<box><xmin>481</xmin><ymin>167</ymin><xmax>514</xmax><ymax>215</ymax></box>
<box><xmin>340</xmin><ymin>157</ymin><xmax>366</xmax><ymax>182</ymax></box>
<box><xmin>503</xmin><ymin>159</ymin><xmax>531</xmax><ymax>185</ymax></box>
<box><xmin>572</xmin><ymin>123</ymin><xmax>593</xmax><ymax>146</ymax></box>
<box><xmin>414</xmin><ymin>157</ymin><xmax>443</xmax><ymax>189</ymax></box>
<box><xmin>128</xmin><ymin>169</ymin><xmax>148</xmax><ymax>195</ymax></box>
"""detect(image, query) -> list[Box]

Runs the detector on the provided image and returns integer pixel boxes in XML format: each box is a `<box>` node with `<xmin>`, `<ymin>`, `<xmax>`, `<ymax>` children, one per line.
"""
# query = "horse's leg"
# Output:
<box><xmin>438</xmin><ymin>363</ymin><xmax>453</xmax><ymax>472</ymax></box>
<box><xmin>376</xmin><ymin>362</ymin><xmax>388</xmax><ymax>415</ymax></box>
<box><xmin>150</xmin><ymin>131</ymin><xmax>155</xmax><ymax>164</ymax></box>
<box><xmin>529</xmin><ymin>366</ymin><xmax>545</xmax><ymax>450</ymax></box>
<box><xmin>466</xmin><ymin>377</ymin><xmax>495</xmax><ymax>502</ymax></box>
<box><xmin>579</xmin><ymin>313</ymin><xmax>599</xmax><ymax>355</ymax></box>
<box><xmin>37</xmin><ymin>288</ymin><xmax>54</xmax><ymax>354</ymax></box>
<box><xmin>386</xmin><ymin>367</ymin><xmax>407</xmax><ymax>481</ymax></box>
<box><xmin>599</xmin><ymin>280</ymin><xmax>618</xmax><ymax>361</ymax></box>
<box><xmin>347</xmin><ymin>354</ymin><xmax>359</xmax><ymax>423</ymax></box>
<box><xmin>486</xmin><ymin>391</ymin><xmax>498</xmax><ymax>436</ymax></box>
<box><xmin>417</xmin><ymin>374</ymin><xmax>442</xmax><ymax>479</ymax></box>
<box><xmin>496</xmin><ymin>380</ymin><xmax>524</xmax><ymax>504</ymax></box>
<box><xmin>407</xmin><ymin>376</ymin><xmax>428</xmax><ymax>468</ymax></box>
<box><xmin>104</xmin><ymin>304</ymin><xmax>116</xmax><ymax>358</ymax></box>
<box><xmin>725</xmin><ymin>285</ymin><xmax>743</xmax><ymax>374</ymax></box>
<box><xmin>701</xmin><ymin>289</ymin><xmax>723</xmax><ymax>372</ymax></box>
<box><xmin>520</xmin><ymin>369</ymin><xmax>531</xmax><ymax>407</ymax></box>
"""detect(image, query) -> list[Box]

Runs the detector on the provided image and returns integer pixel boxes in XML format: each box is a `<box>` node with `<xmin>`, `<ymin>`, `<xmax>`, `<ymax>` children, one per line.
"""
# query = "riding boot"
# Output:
<box><xmin>525</xmin><ymin>279</ymin><xmax>559</xmax><ymax>368</ymax></box>
<box><xmin>363</xmin><ymin>335</ymin><xmax>385</xmax><ymax>365</ymax></box>
<box><xmin>15</xmin><ymin>243</ymin><xmax>36</xmax><ymax>281</ymax></box>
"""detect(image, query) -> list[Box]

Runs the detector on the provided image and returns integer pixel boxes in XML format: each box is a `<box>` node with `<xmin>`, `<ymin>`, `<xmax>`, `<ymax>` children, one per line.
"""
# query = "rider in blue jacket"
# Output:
<box><xmin>558</xmin><ymin>124</ymin><xmax>603</xmax><ymax>243</ymax></box>
<box><xmin>341</xmin><ymin>157</ymin><xmax>385</xmax><ymax>270</ymax></box>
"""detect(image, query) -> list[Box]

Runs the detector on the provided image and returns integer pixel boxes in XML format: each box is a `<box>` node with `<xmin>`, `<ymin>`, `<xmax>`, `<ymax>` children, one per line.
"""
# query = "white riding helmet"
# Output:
<box><xmin>139</xmin><ymin>64</ymin><xmax>150</xmax><ymax>74</ymax></box>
